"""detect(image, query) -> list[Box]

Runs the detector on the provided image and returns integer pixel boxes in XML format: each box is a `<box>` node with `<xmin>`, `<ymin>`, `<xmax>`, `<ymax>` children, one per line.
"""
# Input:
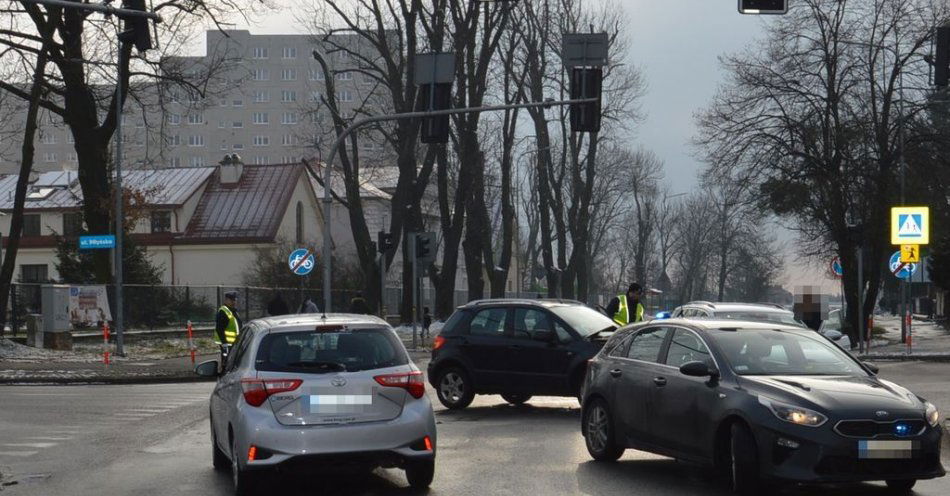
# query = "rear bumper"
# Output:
<box><xmin>232</xmin><ymin>396</ymin><xmax>437</xmax><ymax>471</ymax></box>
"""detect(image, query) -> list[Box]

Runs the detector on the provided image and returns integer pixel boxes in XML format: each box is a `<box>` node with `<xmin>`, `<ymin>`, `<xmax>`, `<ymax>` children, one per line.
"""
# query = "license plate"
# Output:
<box><xmin>307</xmin><ymin>394</ymin><xmax>373</xmax><ymax>414</ymax></box>
<box><xmin>857</xmin><ymin>440</ymin><xmax>917</xmax><ymax>459</ymax></box>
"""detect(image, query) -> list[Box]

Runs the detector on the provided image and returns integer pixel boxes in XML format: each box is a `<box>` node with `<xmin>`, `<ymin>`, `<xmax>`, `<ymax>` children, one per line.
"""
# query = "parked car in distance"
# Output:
<box><xmin>428</xmin><ymin>299</ymin><xmax>618</xmax><ymax>410</ymax></box>
<box><xmin>581</xmin><ymin>318</ymin><xmax>944</xmax><ymax>494</ymax></box>
<box><xmin>195</xmin><ymin>314</ymin><xmax>436</xmax><ymax>496</ymax></box>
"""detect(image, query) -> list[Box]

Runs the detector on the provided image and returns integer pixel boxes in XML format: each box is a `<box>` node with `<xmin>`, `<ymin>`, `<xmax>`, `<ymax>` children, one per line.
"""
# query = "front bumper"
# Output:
<box><xmin>232</xmin><ymin>396</ymin><xmax>437</xmax><ymax>472</ymax></box>
<box><xmin>752</xmin><ymin>418</ymin><xmax>945</xmax><ymax>483</ymax></box>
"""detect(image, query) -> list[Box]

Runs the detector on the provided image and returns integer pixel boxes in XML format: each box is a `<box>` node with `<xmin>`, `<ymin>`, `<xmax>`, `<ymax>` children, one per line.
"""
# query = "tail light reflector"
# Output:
<box><xmin>240</xmin><ymin>378</ymin><xmax>303</xmax><ymax>406</ymax></box>
<box><xmin>374</xmin><ymin>371</ymin><xmax>425</xmax><ymax>399</ymax></box>
<box><xmin>424</xmin><ymin>436</ymin><xmax>433</xmax><ymax>451</ymax></box>
<box><xmin>433</xmin><ymin>336</ymin><xmax>446</xmax><ymax>350</ymax></box>
<box><xmin>247</xmin><ymin>445</ymin><xmax>258</xmax><ymax>462</ymax></box>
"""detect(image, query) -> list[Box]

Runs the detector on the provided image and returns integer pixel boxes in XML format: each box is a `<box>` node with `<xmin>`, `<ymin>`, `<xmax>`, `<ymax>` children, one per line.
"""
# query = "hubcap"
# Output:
<box><xmin>440</xmin><ymin>372</ymin><xmax>464</xmax><ymax>403</ymax></box>
<box><xmin>587</xmin><ymin>405</ymin><xmax>608</xmax><ymax>453</ymax></box>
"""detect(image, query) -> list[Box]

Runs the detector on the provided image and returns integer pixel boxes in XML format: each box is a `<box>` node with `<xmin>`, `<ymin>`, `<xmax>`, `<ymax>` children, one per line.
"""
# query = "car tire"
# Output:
<box><xmin>231</xmin><ymin>437</ymin><xmax>258</xmax><ymax>496</ymax></box>
<box><xmin>583</xmin><ymin>398</ymin><xmax>624</xmax><ymax>461</ymax></box>
<box><xmin>211</xmin><ymin>418</ymin><xmax>228</xmax><ymax>471</ymax></box>
<box><xmin>885</xmin><ymin>479</ymin><xmax>917</xmax><ymax>493</ymax></box>
<box><xmin>405</xmin><ymin>458</ymin><xmax>435</xmax><ymax>489</ymax></box>
<box><xmin>435</xmin><ymin>367</ymin><xmax>475</xmax><ymax>410</ymax></box>
<box><xmin>729</xmin><ymin>423</ymin><xmax>759</xmax><ymax>495</ymax></box>
<box><xmin>501</xmin><ymin>393</ymin><xmax>532</xmax><ymax>405</ymax></box>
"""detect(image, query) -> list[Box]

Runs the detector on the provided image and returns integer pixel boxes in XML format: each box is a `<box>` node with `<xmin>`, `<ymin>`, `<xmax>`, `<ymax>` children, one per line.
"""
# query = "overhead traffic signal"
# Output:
<box><xmin>417</xmin><ymin>83</ymin><xmax>452</xmax><ymax>143</ymax></box>
<box><xmin>569</xmin><ymin>67</ymin><xmax>603</xmax><ymax>133</ymax></box>
<box><xmin>118</xmin><ymin>0</ymin><xmax>153</xmax><ymax>53</ymax></box>
<box><xmin>377</xmin><ymin>231</ymin><xmax>394</xmax><ymax>254</ymax></box>
<box><xmin>738</xmin><ymin>0</ymin><xmax>787</xmax><ymax>15</ymax></box>
<box><xmin>413</xmin><ymin>232</ymin><xmax>436</xmax><ymax>266</ymax></box>
<box><xmin>936</xmin><ymin>25</ymin><xmax>949</xmax><ymax>87</ymax></box>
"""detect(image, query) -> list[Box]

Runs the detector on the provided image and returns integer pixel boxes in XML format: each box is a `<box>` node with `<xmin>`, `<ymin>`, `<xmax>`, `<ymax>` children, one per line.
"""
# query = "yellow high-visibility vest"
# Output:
<box><xmin>613</xmin><ymin>295</ymin><xmax>644</xmax><ymax>325</ymax></box>
<box><xmin>215</xmin><ymin>305</ymin><xmax>239</xmax><ymax>344</ymax></box>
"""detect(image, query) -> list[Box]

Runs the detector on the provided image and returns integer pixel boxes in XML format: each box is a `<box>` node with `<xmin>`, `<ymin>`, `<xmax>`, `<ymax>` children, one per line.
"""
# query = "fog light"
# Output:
<box><xmin>776</xmin><ymin>437</ymin><xmax>800</xmax><ymax>449</ymax></box>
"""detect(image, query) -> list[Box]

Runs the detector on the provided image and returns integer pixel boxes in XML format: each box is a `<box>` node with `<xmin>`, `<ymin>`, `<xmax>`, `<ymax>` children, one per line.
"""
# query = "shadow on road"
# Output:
<box><xmin>435</xmin><ymin>401</ymin><xmax>580</xmax><ymax>423</ymax></box>
<box><xmin>250</xmin><ymin>468</ymin><xmax>428</xmax><ymax>496</ymax></box>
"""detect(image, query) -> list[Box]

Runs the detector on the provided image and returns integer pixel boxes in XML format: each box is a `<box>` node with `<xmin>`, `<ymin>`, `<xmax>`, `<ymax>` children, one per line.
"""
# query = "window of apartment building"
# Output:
<box><xmin>253</xmin><ymin>135</ymin><xmax>270</xmax><ymax>147</ymax></box>
<box><xmin>233</xmin><ymin>143</ymin><xmax>245</xmax><ymax>150</ymax></box>
<box><xmin>67</xmin><ymin>152</ymin><xmax>78</xmax><ymax>162</ymax></box>
<box><xmin>167</xmin><ymin>134</ymin><xmax>181</xmax><ymax>146</ymax></box>
<box><xmin>252</xmin><ymin>47</ymin><xmax>268</xmax><ymax>59</ymax></box>
<box><xmin>281</xmin><ymin>155</ymin><xmax>297</xmax><ymax>164</ymax></box>
<box><xmin>232</xmin><ymin>98</ymin><xmax>244</xmax><ymax>107</ymax></box>
<box><xmin>171</xmin><ymin>157</ymin><xmax>182</xmax><ymax>167</ymax></box>
<box><xmin>189</xmin><ymin>156</ymin><xmax>206</xmax><ymax>167</ymax></box>
<box><xmin>280</xmin><ymin>68</ymin><xmax>297</xmax><ymax>81</ymax></box>
<box><xmin>187</xmin><ymin>92</ymin><xmax>200</xmax><ymax>104</ymax></box>
<box><xmin>361</xmin><ymin>73</ymin><xmax>375</xmax><ymax>85</ymax></box>
<box><xmin>187</xmin><ymin>113</ymin><xmax>204</xmax><ymax>125</ymax></box>
<box><xmin>338</xmin><ymin>90</ymin><xmax>353</xmax><ymax>102</ymax></box>
<box><xmin>253</xmin><ymin>156</ymin><xmax>269</xmax><ymax>165</ymax></box>
<box><xmin>23</xmin><ymin>214</ymin><xmax>41</xmax><ymax>236</ymax></box>
<box><xmin>253</xmin><ymin>90</ymin><xmax>270</xmax><ymax>103</ymax></box>
<box><xmin>41</xmin><ymin>133</ymin><xmax>56</xmax><ymax>145</ymax></box>
<box><xmin>43</xmin><ymin>152</ymin><xmax>56</xmax><ymax>163</ymax></box>
<box><xmin>188</xmin><ymin>135</ymin><xmax>205</xmax><ymax>147</ymax></box>
<box><xmin>253</xmin><ymin>112</ymin><xmax>269</xmax><ymax>125</ymax></box>
<box><xmin>309</xmin><ymin>69</ymin><xmax>324</xmax><ymax>81</ymax></box>
<box><xmin>66</xmin><ymin>134</ymin><xmax>74</xmax><ymax>144</ymax></box>
<box><xmin>62</xmin><ymin>212</ymin><xmax>83</xmax><ymax>237</ymax></box>
<box><xmin>281</xmin><ymin>112</ymin><xmax>298</xmax><ymax>125</ymax></box>
<box><xmin>282</xmin><ymin>47</ymin><xmax>297</xmax><ymax>59</ymax></box>
<box><xmin>20</xmin><ymin>264</ymin><xmax>48</xmax><ymax>283</ymax></box>
<box><xmin>336</xmin><ymin>71</ymin><xmax>353</xmax><ymax>81</ymax></box>
<box><xmin>220</xmin><ymin>141</ymin><xmax>228</xmax><ymax>151</ymax></box>
<box><xmin>281</xmin><ymin>134</ymin><xmax>295</xmax><ymax>146</ymax></box>
<box><xmin>309</xmin><ymin>91</ymin><xmax>321</xmax><ymax>103</ymax></box>
<box><xmin>218</xmin><ymin>120</ymin><xmax>226</xmax><ymax>129</ymax></box>
<box><xmin>169</xmin><ymin>114</ymin><xmax>181</xmax><ymax>125</ymax></box>
<box><xmin>252</xmin><ymin>68</ymin><xmax>270</xmax><ymax>81</ymax></box>
<box><xmin>232</xmin><ymin>121</ymin><xmax>244</xmax><ymax>129</ymax></box>
<box><xmin>281</xmin><ymin>90</ymin><xmax>297</xmax><ymax>103</ymax></box>
<box><xmin>151</xmin><ymin>211</ymin><xmax>172</xmax><ymax>233</ymax></box>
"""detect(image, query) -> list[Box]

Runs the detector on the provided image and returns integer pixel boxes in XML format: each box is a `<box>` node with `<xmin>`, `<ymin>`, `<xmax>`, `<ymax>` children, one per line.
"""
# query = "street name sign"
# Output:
<box><xmin>889</xmin><ymin>251</ymin><xmax>918</xmax><ymax>280</ymax></box>
<box><xmin>79</xmin><ymin>235</ymin><xmax>116</xmax><ymax>250</ymax></box>
<box><xmin>891</xmin><ymin>206</ymin><xmax>929</xmax><ymax>245</ymax></box>
<box><xmin>288</xmin><ymin>248</ymin><xmax>316</xmax><ymax>276</ymax></box>
<box><xmin>900</xmin><ymin>244</ymin><xmax>920</xmax><ymax>263</ymax></box>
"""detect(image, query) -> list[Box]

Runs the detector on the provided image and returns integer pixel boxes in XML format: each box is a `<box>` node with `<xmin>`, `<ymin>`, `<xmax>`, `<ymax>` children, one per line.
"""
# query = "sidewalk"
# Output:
<box><xmin>858</xmin><ymin>314</ymin><xmax>950</xmax><ymax>361</ymax></box>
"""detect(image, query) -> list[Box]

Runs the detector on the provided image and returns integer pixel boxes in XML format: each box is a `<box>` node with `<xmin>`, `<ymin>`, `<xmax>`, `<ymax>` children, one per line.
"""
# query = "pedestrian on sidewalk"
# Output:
<box><xmin>349</xmin><ymin>292</ymin><xmax>372</xmax><ymax>315</ymax></box>
<box><xmin>299</xmin><ymin>295</ymin><xmax>319</xmax><ymax>314</ymax></box>
<box><xmin>215</xmin><ymin>291</ymin><xmax>242</xmax><ymax>362</ymax></box>
<box><xmin>267</xmin><ymin>291</ymin><xmax>289</xmax><ymax>316</ymax></box>
<box><xmin>606</xmin><ymin>283</ymin><xmax>644</xmax><ymax>325</ymax></box>
<box><xmin>422</xmin><ymin>307</ymin><xmax>432</xmax><ymax>341</ymax></box>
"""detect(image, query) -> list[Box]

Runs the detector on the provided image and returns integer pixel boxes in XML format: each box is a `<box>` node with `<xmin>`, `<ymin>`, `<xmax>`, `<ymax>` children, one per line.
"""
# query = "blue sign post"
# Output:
<box><xmin>288</xmin><ymin>248</ymin><xmax>316</xmax><ymax>276</ymax></box>
<box><xmin>79</xmin><ymin>235</ymin><xmax>116</xmax><ymax>250</ymax></box>
<box><xmin>889</xmin><ymin>251</ymin><xmax>918</xmax><ymax>280</ymax></box>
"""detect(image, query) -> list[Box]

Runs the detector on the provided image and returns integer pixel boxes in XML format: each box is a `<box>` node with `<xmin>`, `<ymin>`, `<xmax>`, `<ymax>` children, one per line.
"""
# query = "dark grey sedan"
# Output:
<box><xmin>580</xmin><ymin>319</ymin><xmax>944</xmax><ymax>495</ymax></box>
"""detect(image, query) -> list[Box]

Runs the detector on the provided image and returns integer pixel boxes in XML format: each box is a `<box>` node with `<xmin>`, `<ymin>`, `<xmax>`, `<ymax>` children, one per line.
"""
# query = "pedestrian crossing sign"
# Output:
<box><xmin>891</xmin><ymin>207</ymin><xmax>929</xmax><ymax>245</ymax></box>
<box><xmin>900</xmin><ymin>244</ymin><xmax>920</xmax><ymax>263</ymax></box>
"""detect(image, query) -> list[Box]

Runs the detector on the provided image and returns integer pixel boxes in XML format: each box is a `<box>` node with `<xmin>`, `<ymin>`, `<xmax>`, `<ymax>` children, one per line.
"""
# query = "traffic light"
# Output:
<box><xmin>569</xmin><ymin>67</ymin><xmax>603</xmax><ymax>133</ymax></box>
<box><xmin>377</xmin><ymin>231</ymin><xmax>394</xmax><ymax>254</ymax></box>
<box><xmin>417</xmin><ymin>83</ymin><xmax>452</xmax><ymax>143</ymax></box>
<box><xmin>413</xmin><ymin>232</ymin><xmax>436</xmax><ymax>265</ymax></box>
<box><xmin>936</xmin><ymin>25</ymin><xmax>950</xmax><ymax>87</ymax></box>
<box><xmin>118</xmin><ymin>0</ymin><xmax>153</xmax><ymax>53</ymax></box>
<box><xmin>738</xmin><ymin>0</ymin><xmax>787</xmax><ymax>15</ymax></box>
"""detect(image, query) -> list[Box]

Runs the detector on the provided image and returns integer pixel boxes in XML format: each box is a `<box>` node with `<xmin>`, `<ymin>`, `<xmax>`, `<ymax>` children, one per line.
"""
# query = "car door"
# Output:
<box><xmin>507</xmin><ymin>307</ymin><xmax>574</xmax><ymax>394</ymax></box>
<box><xmin>215</xmin><ymin>326</ymin><xmax>254</xmax><ymax>443</ymax></box>
<box><xmin>613</xmin><ymin>326</ymin><xmax>672</xmax><ymax>447</ymax></box>
<box><xmin>650</xmin><ymin>327</ymin><xmax>720</xmax><ymax>460</ymax></box>
<box><xmin>463</xmin><ymin>307</ymin><xmax>513</xmax><ymax>389</ymax></box>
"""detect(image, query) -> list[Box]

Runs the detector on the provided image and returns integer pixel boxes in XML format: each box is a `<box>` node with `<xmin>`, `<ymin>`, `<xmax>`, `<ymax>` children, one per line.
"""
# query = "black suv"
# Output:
<box><xmin>427</xmin><ymin>299</ymin><xmax>617</xmax><ymax>409</ymax></box>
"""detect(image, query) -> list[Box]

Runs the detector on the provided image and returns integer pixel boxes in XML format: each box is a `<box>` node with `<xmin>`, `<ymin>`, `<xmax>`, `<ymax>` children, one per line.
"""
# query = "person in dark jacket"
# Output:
<box><xmin>422</xmin><ymin>307</ymin><xmax>433</xmax><ymax>341</ymax></box>
<box><xmin>266</xmin><ymin>291</ymin><xmax>289</xmax><ymax>316</ymax></box>
<box><xmin>299</xmin><ymin>296</ymin><xmax>319</xmax><ymax>314</ymax></box>
<box><xmin>349</xmin><ymin>292</ymin><xmax>372</xmax><ymax>315</ymax></box>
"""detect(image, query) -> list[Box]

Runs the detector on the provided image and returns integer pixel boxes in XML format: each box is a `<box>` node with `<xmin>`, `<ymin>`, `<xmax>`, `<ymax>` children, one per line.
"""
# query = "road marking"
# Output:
<box><xmin>114</xmin><ymin>413</ymin><xmax>154</xmax><ymax>418</ymax></box>
<box><xmin>123</xmin><ymin>408</ymin><xmax>171</xmax><ymax>413</ymax></box>
<box><xmin>26</xmin><ymin>436</ymin><xmax>72</xmax><ymax>441</ymax></box>
<box><xmin>4</xmin><ymin>442</ymin><xmax>57</xmax><ymax>448</ymax></box>
<box><xmin>0</xmin><ymin>450</ymin><xmax>38</xmax><ymax>457</ymax></box>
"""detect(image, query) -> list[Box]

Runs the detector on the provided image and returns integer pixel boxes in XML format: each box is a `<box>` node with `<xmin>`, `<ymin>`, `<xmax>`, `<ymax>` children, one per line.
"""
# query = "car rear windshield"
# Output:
<box><xmin>549</xmin><ymin>305</ymin><xmax>616</xmax><ymax>337</ymax></box>
<box><xmin>709</xmin><ymin>329</ymin><xmax>865</xmax><ymax>376</ymax></box>
<box><xmin>713</xmin><ymin>311</ymin><xmax>803</xmax><ymax>327</ymax></box>
<box><xmin>255</xmin><ymin>327</ymin><xmax>409</xmax><ymax>373</ymax></box>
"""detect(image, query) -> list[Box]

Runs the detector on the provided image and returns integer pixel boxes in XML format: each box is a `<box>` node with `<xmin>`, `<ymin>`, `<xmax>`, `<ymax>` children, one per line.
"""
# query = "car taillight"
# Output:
<box><xmin>433</xmin><ymin>336</ymin><xmax>446</xmax><ymax>350</ymax></box>
<box><xmin>240</xmin><ymin>378</ymin><xmax>302</xmax><ymax>407</ymax></box>
<box><xmin>374</xmin><ymin>371</ymin><xmax>425</xmax><ymax>399</ymax></box>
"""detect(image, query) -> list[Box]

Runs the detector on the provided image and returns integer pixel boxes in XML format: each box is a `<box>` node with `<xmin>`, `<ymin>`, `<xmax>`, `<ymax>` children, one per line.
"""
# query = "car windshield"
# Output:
<box><xmin>255</xmin><ymin>327</ymin><xmax>408</xmax><ymax>373</ymax></box>
<box><xmin>709</xmin><ymin>329</ymin><xmax>866</xmax><ymax>376</ymax></box>
<box><xmin>713</xmin><ymin>311</ymin><xmax>804</xmax><ymax>327</ymax></box>
<box><xmin>549</xmin><ymin>305</ymin><xmax>617</xmax><ymax>337</ymax></box>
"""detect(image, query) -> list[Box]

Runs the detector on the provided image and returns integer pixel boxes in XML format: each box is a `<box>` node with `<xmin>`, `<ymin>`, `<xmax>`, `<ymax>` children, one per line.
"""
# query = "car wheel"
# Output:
<box><xmin>729</xmin><ymin>423</ymin><xmax>759</xmax><ymax>495</ymax></box>
<box><xmin>231</xmin><ymin>436</ymin><xmax>258</xmax><ymax>496</ymax></box>
<box><xmin>583</xmin><ymin>398</ymin><xmax>624</xmax><ymax>461</ymax></box>
<box><xmin>405</xmin><ymin>458</ymin><xmax>435</xmax><ymax>489</ymax></box>
<box><xmin>436</xmin><ymin>367</ymin><xmax>474</xmax><ymax>410</ymax></box>
<box><xmin>501</xmin><ymin>393</ymin><xmax>532</xmax><ymax>405</ymax></box>
<box><xmin>211</xmin><ymin>417</ymin><xmax>228</xmax><ymax>471</ymax></box>
<box><xmin>885</xmin><ymin>479</ymin><xmax>917</xmax><ymax>493</ymax></box>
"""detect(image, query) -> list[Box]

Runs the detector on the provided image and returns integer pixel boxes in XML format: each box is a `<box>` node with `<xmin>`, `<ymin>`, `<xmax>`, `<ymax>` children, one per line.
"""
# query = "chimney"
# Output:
<box><xmin>218</xmin><ymin>153</ymin><xmax>244</xmax><ymax>185</ymax></box>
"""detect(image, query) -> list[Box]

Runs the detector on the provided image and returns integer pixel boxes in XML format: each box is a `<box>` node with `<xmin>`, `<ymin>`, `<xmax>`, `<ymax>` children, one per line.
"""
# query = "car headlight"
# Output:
<box><xmin>759</xmin><ymin>396</ymin><xmax>827</xmax><ymax>427</ymax></box>
<box><xmin>925</xmin><ymin>401</ymin><xmax>940</xmax><ymax>427</ymax></box>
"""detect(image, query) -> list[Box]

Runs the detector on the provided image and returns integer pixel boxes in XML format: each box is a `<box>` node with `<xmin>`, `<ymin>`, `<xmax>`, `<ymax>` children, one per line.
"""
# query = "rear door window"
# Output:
<box><xmin>255</xmin><ymin>327</ymin><xmax>408</xmax><ymax>373</ymax></box>
<box><xmin>469</xmin><ymin>307</ymin><xmax>509</xmax><ymax>337</ymax></box>
<box><xmin>512</xmin><ymin>308</ymin><xmax>552</xmax><ymax>340</ymax></box>
<box><xmin>626</xmin><ymin>327</ymin><xmax>670</xmax><ymax>363</ymax></box>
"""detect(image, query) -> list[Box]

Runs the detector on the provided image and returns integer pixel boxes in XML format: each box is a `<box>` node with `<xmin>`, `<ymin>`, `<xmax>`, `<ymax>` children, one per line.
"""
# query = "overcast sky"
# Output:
<box><xmin>228</xmin><ymin>1</ymin><xmax>836</xmax><ymax>293</ymax></box>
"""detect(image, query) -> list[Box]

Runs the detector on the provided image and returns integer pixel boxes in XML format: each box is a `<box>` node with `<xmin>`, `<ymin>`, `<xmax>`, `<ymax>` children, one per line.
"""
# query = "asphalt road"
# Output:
<box><xmin>2</xmin><ymin>361</ymin><xmax>949</xmax><ymax>496</ymax></box>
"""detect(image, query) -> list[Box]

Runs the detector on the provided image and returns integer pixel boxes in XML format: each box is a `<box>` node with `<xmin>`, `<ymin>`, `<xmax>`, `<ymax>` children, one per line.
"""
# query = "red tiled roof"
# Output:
<box><xmin>181</xmin><ymin>163</ymin><xmax>304</xmax><ymax>242</ymax></box>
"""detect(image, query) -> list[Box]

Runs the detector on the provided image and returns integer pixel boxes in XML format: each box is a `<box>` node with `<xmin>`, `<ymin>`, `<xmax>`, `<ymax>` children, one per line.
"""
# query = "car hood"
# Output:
<box><xmin>740</xmin><ymin>375</ymin><xmax>924</xmax><ymax>416</ymax></box>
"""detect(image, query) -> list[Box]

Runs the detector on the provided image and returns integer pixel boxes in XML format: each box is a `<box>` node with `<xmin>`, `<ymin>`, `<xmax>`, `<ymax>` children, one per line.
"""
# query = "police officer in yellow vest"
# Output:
<box><xmin>606</xmin><ymin>283</ymin><xmax>645</xmax><ymax>325</ymax></box>
<box><xmin>214</xmin><ymin>291</ymin><xmax>242</xmax><ymax>347</ymax></box>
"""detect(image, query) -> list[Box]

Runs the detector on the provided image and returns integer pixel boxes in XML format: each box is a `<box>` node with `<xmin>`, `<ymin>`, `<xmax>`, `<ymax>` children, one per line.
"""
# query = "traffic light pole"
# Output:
<box><xmin>318</xmin><ymin>97</ymin><xmax>598</xmax><ymax>314</ymax></box>
<box><xmin>411</xmin><ymin>233</ymin><xmax>418</xmax><ymax>350</ymax></box>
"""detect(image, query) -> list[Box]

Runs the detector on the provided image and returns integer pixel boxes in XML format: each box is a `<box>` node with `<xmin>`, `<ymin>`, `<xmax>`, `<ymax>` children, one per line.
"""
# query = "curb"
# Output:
<box><xmin>0</xmin><ymin>374</ymin><xmax>215</xmax><ymax>386</ymax></box>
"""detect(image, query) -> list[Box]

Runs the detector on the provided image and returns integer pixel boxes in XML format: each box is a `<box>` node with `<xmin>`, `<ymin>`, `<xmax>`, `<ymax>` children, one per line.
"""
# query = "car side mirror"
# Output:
<box><xmin>195</xmin><ymin>359</ymin><xmax>220</xmax><ymax>377</ymax></box>
<box><xmin>532</xmin><ymin>329</ymin><xmax>555</xmax><ymax>343</ymax></box>
<box><xmin>679</xmin><ymin>360</ymin><xmax>718</xmax><ymax>378</ymax></box>
<box><xmin>863</xmin><ymin>361</ymin><xmax>879</xmax><ymax>374</ymax></box>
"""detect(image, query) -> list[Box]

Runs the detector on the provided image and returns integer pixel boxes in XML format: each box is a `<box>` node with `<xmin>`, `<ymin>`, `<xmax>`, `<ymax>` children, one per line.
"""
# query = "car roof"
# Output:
<box><xmin>646</xmin><ymin>318</ymin><xmax>806</xmax><ymax>332</ymax></box>
<box><xmin>680</xmin><ymin>301</ymin><xmax>792</xmax><ymax>314</ymax></box>
<box><xmin>252</xmin><ymin>313</ymin><xmax>390</xmax><ymax>330</ymax></box>
<box><xmin>458</xmin><ymin>298</ymin><xmax>587</xmax><ymax>309</ymax></box>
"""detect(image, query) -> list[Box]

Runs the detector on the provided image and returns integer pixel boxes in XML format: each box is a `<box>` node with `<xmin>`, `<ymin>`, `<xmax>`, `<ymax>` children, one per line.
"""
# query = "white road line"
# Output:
<box><xmin>123</xmin><ymin>409</ymin><xmax>171</xmax><ymax>413</ymax></box>
<box><xmin>4</xmin><ymin>442</ymin><xmax>57</xmax><ymax>448</ymax></box>
<box><xmin>26</xmin><ymin>436</ymin><xmax>72</xmax><ymax>441</ymax></box>
<box><xmin>114</xmin><ymin>413</ymin><xmax>154</xmax><ymax>418</ymax></box>
<box><xmin>0</xmin><ymin>450</ymin><xmax>38</xmax><ymax>457</ymax></box>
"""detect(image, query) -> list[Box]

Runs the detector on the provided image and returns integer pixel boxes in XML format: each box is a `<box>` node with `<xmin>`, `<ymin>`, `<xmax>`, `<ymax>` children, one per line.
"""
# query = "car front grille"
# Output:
<box><xmin>834</xmin><ymin>419</ymin><xmax>927</xmax><ymax>438</ymax></box>
<box><xmin>815</xmin><ymin>454</ymin><xmax>941</xmax><ymax>477</ymax></box>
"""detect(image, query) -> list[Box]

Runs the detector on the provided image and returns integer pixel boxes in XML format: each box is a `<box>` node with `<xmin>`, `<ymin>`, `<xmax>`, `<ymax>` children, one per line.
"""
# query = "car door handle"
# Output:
<box><xmin>609</xmin><ymin>369</ymin><xmax>622</xmax><ymax>378</ymax></box>
<box><xmin>653</xmin><ymin>377</ymin><xmax>667</xmax><ymax>387</ymax></box>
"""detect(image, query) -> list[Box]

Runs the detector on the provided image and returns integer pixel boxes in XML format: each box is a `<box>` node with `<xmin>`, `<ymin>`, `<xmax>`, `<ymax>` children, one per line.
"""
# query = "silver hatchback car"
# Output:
<box><xmin>195</xmin><ymin>314</ymin><xmax>437</xmax><ymax>495</ymax></box>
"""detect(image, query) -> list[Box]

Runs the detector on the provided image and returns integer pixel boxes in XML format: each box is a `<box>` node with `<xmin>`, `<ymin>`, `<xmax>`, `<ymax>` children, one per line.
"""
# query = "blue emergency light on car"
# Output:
<box><xmin>655</xmin><ymin>311</ymin><xmax>671</xmax><ymax>320</ymax></box>
<box><xmin>895</xmin><ymin>423</ymin><xmax>912</xmax><ymax>436</ymax></box>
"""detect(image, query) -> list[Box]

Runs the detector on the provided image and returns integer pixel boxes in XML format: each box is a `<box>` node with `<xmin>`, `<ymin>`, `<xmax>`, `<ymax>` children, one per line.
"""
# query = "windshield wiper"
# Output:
<box><xmin>285</xmin><ymin>361</ymin><xmax>347</xmax><ymax>372</ymax></box>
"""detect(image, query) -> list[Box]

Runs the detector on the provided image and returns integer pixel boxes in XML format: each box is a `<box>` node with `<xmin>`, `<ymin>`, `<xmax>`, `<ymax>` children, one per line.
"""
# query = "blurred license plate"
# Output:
<box><xmin>858</xmin><ymin>440</ymin><xmax>916</xmax><ymax>459</ymax></box>
<box><xmin>308</xmin><ymin>394</ymin><xmax>373</xmax><ymax>413</ymax></box>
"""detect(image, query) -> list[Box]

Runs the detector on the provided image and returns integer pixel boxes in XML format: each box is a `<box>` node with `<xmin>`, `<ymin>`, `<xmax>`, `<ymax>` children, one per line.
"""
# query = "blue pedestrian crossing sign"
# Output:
<box><xmin>891</xmin><ymin>207</ymin><xmax>929</xmax><ymax>245</ymax></box>
<box><xmin>889</xmin><ymin>251</ymin><xmax>918</xmax><ymax>280</ymax></box>
<box><xmin>288</xmin><ymin>248</ymin><xmax>316</xmax><ymax>276</ymax></box>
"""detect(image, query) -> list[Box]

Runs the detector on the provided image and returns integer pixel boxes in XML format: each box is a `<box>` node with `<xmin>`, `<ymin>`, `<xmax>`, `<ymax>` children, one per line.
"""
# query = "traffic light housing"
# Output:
<box><xmin>936</xmin><ymin>25</ymin><xmax>950</xmax><ymax>87</ymax></box>
<box><xmin>569</xmin><ymin>67</ymin><xmax>602</xmax><ymax>133</ymax></box>
<box><xmin>413</xmin><ymin>232</ymin><xmax>436</xmax><ymax>266</ymax></box>
<box><xmin>377</xmin><ymin>231</ymin><xmax>394</xmax><ymax>254</ymax></box>
<box><xmin>738</xmin><ymin>0</ymin><xmax>787</xmax><ymax>14</ymax></box>
<box><xmin>417</xmin><ymin>83</ymin><xmax>452</xmax><ymax>143</ymax></box>
<box><xmin>118</xmin><ymin>0</ymin><xmax>153</xmax><ymax>53</ymax></box>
